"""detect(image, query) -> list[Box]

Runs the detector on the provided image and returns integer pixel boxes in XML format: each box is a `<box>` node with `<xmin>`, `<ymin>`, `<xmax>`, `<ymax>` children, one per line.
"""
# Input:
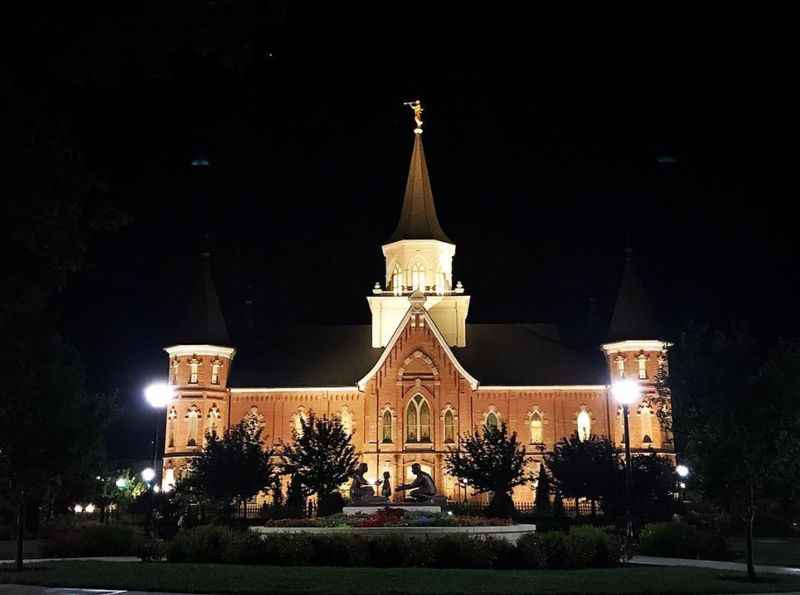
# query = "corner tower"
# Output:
<box><xmin>367</xmin><ymin>102</ymin><xmax>470</xmax><ymax>348</ymax></box>
<box><xmin>162</xmin><ymin>250</ymin><xmax>235</xmax><ymax>489</ymax></box>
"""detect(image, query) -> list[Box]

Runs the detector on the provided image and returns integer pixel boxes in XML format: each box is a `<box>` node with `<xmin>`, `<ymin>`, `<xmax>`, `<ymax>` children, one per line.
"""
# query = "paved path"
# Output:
<box><xmin>0</xmin><ymin>557</ymin><xmax>139</xmax><ymax>565</ymax></box>
<box><xmin>630</xmin><ymin>554</ymin><xmax>800</xmax><ymax>576</ymax></box>
<box><xmin>1</xmin><ymin>587</ymin><xmax>212</xmax><ymax>594</ymax></box>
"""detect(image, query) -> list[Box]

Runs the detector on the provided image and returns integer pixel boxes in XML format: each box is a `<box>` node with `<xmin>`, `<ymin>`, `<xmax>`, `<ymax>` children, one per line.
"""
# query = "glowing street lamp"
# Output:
<box><xmin>144</xmin><ymin>382</ymin><xmax>174</xmax><ymax>488</ymax></box>
<box><xmin>676</xmin><ymin>464</ymin><xmax>690</xmax><ymax>478</ymax></box>
<box><xmin>612</xmin><ymin>379</ymin><xmax>640</xmax><ymax>542</ymax></box>
<box><xmin>115</xmin><ymin>477</ymin><xmax>128</xmax><ymax>490</ymax></box>
<box><xmin>141</xmin><ymin>467</ymin><xmax>156</xmax><ymax>483</ymax></box>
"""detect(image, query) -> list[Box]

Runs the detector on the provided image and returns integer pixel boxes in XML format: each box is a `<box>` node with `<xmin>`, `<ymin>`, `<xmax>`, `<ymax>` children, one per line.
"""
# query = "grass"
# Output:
<box><xmin>728</xmin><ymin>537</ymin><xmax>800</xmax><ymax>567</ymax></box>
<box><xmin>2</xmin><ymin>562</ymin><xmax>800</xmax><ymax>594</ymax></box>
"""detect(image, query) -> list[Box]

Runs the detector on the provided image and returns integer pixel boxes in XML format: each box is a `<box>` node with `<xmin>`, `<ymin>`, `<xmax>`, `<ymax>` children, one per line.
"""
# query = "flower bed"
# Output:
<box><xmin>263</xmin><ymin>508</ymin><xmax>512</xmax><ymax>528</ymax></box>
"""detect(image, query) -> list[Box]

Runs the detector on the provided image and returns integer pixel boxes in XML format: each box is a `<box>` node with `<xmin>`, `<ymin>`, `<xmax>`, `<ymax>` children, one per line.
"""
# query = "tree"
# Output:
<box><xmin>545</xmin><ymin>434</ymin><xmax>617</xmax><ymax>517</ymax></box>
<box><xmin>445</xmin><ymin>423</ymin><xmax>530</xmax><ymax>518</ymax></box>
<box><xmin>285</xmin><ymin>473</ymin><xmax>307</xmax><ymax>518</ymax></box>
<box><xmin>187</xmin><ymin>420</ymin><xmax>276</xmax><ymax>523</ymax></box>
<box><xmin>533</xmin><ymin>464</ymin><xmax>553</xmax><ymax>515</ymax></box>
<box><xmin>280</xmin><ymin>413</ymin><xmax>358</xmax><ymax>516</ymax></box>
<box><xmin>0</xmin><ymin>319</ymin><xmax>113</xmax><ymax>570</ymax></box>
<box><xmin>654</xmin><ymin>327</ymin><xmax>800</xmax><ymax>580</ymax></box>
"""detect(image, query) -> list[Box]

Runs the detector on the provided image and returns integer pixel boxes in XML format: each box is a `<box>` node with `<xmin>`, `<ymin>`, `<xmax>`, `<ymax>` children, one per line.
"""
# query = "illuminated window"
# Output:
<box><xmin>411</xmin><ymin>262</ymin><xmax>425</xmax><ymax>291</ymax></box>
<box><xmin>392</xmin><ymin>264</ymin><xmax>403</xmax><ymax>295</ymax></box>
<box><xmin>244</xmin><ymin>406</ymin><xmax>264</xmax><ymax>438</ymax></box>
<box><xmin>577</xmin><ymin>409</ymin><xmax>591</xmax><ymax>442</ymax></box>
<box><xmin>292</xmin><ymin>407</ymin><xmax>308</xmax><ymax>437</ymax></box>
<box><xmin>615</xmin><ymin>355</ymin><xmax>625</xmax><ymax>378</ymax></box>
<box><xmin>617</xmin><ymin>406</ymin><xmax>626</xmax><ymax>444</ymax></box>
<box><xmin>167</xmin><ymin>407</ymin><xmax>177</xmax><ymax>448</ymax></box>
<box><xmin>340</xmin><ymin>406</ymin><xmax>353</xmax><ymax>436</ymax></box>
<box><xmin>485</xmin><ymin>412</ymin><xmax>499</xmax><ymax>431</ymax></box>
<box><xmin>530</xmin><ymin>411</ymin><xmax>543</xmax><ymax>444</ymax></box>
<box><xmin>638</xmin><ymin>353</ymin><xmax>648</xmax><ymax>380</ymax></box>
<box><xmin>406</xmin><ymin>394</ymin><xmax>431</xmax><ymax>443</ymax></box>
<box><xmin>207</xmin><ymin>405</ymin><xmax>221</xmax><ymax>439</ymax></box>
<box><xmin>444</xmin><ymin>409</ymin><xmax>455</xmax><ymax>443</ymax></box>
<box><xmin>211</xmin><ymin>359</ymin><xmax>222</xmax><ymax>385</ymax></box>
<box><xmin>435</xmin><ymin>271</ymin><xmax>446</xmax><ymax>295</ymax></box>
<box><xmin>186</xmin><ymin>405</ymin><xmax>201</xmax><ymax>447</ymax></box>
<box><xmin>382</xmin><ymin>409</ymin><xmax>393</xmax><ymax>443</ymax></box>
<box><xmin>189</xmin><ymin>357</ymin><xmax>201</xmax><ymax>384</ymax></box>
<box><xmin>170</xmin><ymin>357</ymin><xmax>180</xmax><ymax>384</ymax></box>
<box><xmin>640</xmin><ymin>404</ymin><xmax>654</xmax><ymax>446</ymax></box>
<box><xmin>163</xmin><ymin>467</ymin><xmax>175</xmax><ymax>492</ymax></box>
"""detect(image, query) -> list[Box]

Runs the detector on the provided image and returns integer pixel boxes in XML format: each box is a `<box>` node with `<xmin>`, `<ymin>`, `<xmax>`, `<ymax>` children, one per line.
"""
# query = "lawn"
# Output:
<box><xmin>728</xmin><ymin>537</ymin><xmax>800</xmax><ymax>567</ymax></box>
<box><xmin>2</xmin><ymin>562</ymin><xmax>800</xmax><ymax>594</ymax></box>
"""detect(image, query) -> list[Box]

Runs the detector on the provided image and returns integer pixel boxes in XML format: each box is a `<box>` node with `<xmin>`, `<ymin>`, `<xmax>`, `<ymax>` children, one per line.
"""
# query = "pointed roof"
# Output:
<box><xmin>388</xmin><ymin>133</ymin><xmax>452</xmax><ymax>244</ymax></box>
<box><xmin>607</xmin><ymin>249</ymin><xmax>660</xmax><ymax>342</ymax></box>
<box><xmin>177</xmin><ymin>251</ymin><xmax>231</xmax><ymax>346</ymax></box>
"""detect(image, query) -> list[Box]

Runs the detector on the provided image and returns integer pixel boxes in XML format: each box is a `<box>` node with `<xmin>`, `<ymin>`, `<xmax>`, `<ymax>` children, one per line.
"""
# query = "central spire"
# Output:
<box><xmin>388</xmin><ymin>101</ymin><xmax>452</xmax><ymax>244</ymax></box>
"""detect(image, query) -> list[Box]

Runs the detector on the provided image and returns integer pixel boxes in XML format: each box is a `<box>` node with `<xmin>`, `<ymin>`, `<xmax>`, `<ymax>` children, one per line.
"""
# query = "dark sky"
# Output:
<box><xmin>16</xmin><ymin>5</ymin><xmax>794</xmax><ymax>463</ymax></box>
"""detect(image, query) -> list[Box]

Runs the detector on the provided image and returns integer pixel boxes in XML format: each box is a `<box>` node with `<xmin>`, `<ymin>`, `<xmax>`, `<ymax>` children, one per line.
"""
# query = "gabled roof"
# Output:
<box><xmin>607</xmin><ymin>249</ymin><xmax>660</xmax><ymax>342</ymax></box>
<box><xmin>176</xmin><ymin>251</ymin><xmax>231</xmax><ymax>346</ymax></box>
<box><xmin>229</xmin><ymin>322</ymin><xmax>606</xmax><ymax>389</ymax></box>
<box><xmin>387</xmin><ymin>133</ymin><xmax>452</xmax><ymax>244</ymax></box>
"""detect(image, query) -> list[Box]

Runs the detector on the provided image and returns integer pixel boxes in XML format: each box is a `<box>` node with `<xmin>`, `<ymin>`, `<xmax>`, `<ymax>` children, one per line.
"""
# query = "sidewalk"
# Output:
<box><xmin>0</xmin><ymin>556</ymin><xmax>138</xmax><ymax>565</ymax></box>
<box><xmin>630</xmin><ymin>555</ymin><xmax>800</xmax><ymax>576</ymax></box>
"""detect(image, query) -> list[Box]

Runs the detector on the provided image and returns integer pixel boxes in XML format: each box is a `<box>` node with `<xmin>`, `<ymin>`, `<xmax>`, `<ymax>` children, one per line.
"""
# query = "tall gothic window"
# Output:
<box><xmin>189</xmin><ymin>357</ymin><xmax>200</xmax><ymax>384</ymax></box>
<box><xmin>207</xmin><ymin>405</ymin><xmax>221</xmax><ymax>440</ymax></box>
<box><xmin>167</xmin><ymin>407</ymin><xmax>177</xmax><ymax>448</ymax></box>
<box><xmin>640</xmin><ymin>404</ymin><xmax>654</xmax><ymax>446</ymax></box>
<box><xmin>411</xmin><ymin>263</ymin><xmax>425</xmax><ymax>291</ymax></box>
<box><xmin>340</xmin><ymin>406</ymin><xmax>353</xmax><ymax>436</ymax></box>
<box><xmin>382</xmin><ymin>409</ymin><xmax>393</xmax><ymax>443</ymax></box>
<box><xmin>638</xmin><ymin>353</ymin><xmax>648</xmax><ymax>380</ymax></box>
<box><xmin>293</xmin><ymin>407</ymin><xmax>308</xmax><ymax>437</ymax></box>
<box><xmin>406</xmin><ymin>394</ymin><xmax>431</xmax><ymax>443</ymax></box>
<box><xmin>530</xmin><ymin>411</ymin><xmax>544</xmax><ymax>444</ymax></box>
<box><xmin>392</xmin><ymin>264</ymin><xmax>403</xmax><ymax>295</ymax></box>
<box><xmin>577</xmin><ymin>409</ymin><xmax>591</xmax><ymax>442</ymax></box>
<box><xmin>211</xmin><ymin>359</ymin><xmax>222</xmax><ymax>385</ymax></box>
<box><xmin>485</xmin><ymin>411</ymin><xmax>499</xmax><ymax>431</ymax></box>
<box><xmin>444</xmin><ymin>409</ymin><xmax>455</xmax><ymax>443</ymax></box>
<box><xmin>243</xmin><ymin>406</ymin><xmax>264</xmax><ymax>438</ymax></box>
<box><xmin>615</xmin><ymin>355</ymin><xmax>625</xmax><ymax>378</ymax></box>
<box><xmin>186</xmin><ymin>406</ymin><xmax>201</xmax><ymax>446</ymax></box>
<box><xmin>435</xmin><ymin>271</ymin><xmax>446</xmax><ymax>295</ymax></box>
<box><xmin>170</xmin><ymin>357</ymin><xmax>180</xmax><ymax>384</ymax></box>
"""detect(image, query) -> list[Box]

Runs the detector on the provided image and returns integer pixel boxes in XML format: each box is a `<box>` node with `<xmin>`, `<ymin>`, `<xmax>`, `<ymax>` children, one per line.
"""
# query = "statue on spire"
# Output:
<box><xmin>403</xmin><ymin>100</ymin><xmax>424</xmax><ymax>134</ymax></box>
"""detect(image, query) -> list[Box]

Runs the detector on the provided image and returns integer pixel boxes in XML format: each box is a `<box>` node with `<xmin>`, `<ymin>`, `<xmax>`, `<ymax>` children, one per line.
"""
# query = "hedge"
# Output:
<box><xmin>42</xmin><ymin>524</ymin><xmax>144</xmax><ymax>558</ymax></box>
<box><xmin>638</xmin><ymin>522</ymin><xmax>732</xmax><ymax>560</ymax></box>
<box><xmin>163</xmin><ymin>525</ymin><xmax>622</xmax><ymax>569</ymax></box>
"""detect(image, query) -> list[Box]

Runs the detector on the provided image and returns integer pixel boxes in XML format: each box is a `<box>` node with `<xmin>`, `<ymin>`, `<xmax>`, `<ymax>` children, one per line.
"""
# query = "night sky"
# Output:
<box><xmin>14</xmin><ymin>6</ymin><xmax>794</xmax><ymax>463</ymax></box>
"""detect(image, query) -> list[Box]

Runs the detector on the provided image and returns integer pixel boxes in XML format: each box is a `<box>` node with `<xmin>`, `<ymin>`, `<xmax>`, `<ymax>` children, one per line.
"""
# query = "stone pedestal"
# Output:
<box><xmin>343</xmin><ymin>502</ymin><xmax>442</xmax><ymax>515</ymax></box>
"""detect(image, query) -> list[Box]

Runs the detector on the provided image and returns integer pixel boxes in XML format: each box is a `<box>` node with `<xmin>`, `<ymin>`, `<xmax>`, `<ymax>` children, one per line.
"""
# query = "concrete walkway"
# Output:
<box><xmin>630</xmin><ymin>554</ymin><xmax>800</xmax><ymax>576</ymax></box>
<box><xmin>0</xmin><ymin>587</ymin><xmax>209</xmax><ymax>594</ymax></box>
<box><xmin>0</xmin><ymin>557</ymin><xmax>139</xmax><ymax>565</ymax></box>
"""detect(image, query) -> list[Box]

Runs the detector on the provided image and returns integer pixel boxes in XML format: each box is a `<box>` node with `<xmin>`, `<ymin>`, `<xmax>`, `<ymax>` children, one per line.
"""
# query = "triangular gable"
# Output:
<box><xmin>357</xmin><ymin>299</ymin><xmax>479</xmax><ymax>391</ymax></box>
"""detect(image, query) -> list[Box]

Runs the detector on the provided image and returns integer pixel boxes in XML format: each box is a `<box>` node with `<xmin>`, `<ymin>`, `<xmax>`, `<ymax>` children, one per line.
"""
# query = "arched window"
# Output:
<box><xmin>406</xmin><ymin>394</ymin><xmax>431</xmax><ymax>443</ymax></box>
<box><xmin>530</xmin><ymin>411</ymin><xmax>543</xmax><ymax>444</ymax></box>
<box><xmin>485</xmin><ymin>412</ymin><xmax>499</xmax><ymax>431</ymax></box>
<box><xmin>186</xmin><ymin>406</ymin><xmax>201</xmax><ymax>447</ymax></box>
<box><xmin>615</xmin><ymin>354</ymin><xmax>625</xmax><ymax>378</ymax></box>
<box><xmin>244</xmin><ymin>406</ymin><xmax>264</xmax><ymax>438</ymax></box>
<box><xmin>638</xmin><ymin>353</ymin><xmax>648</xmax><ymax>380</ymax></box>
<box><xmin>411</xmin><ymin>262</ymin><xmax>425</xmax><ymax>291</ymax></box>
<box><xmin>207</xmin><ymin>405</ymin><xmax>221</xmax><ymax>440</ymax></box>
<box><xmin>640</xmin><ymin>404</ymin><xmax>654</xmax><ymax>446</ymax></box>
<box><xmin>444</xmin><ymin>409</ymin><xmax>455</xmax><ymax>443</ymax></box>
<box><xmin>435</xmin><ymin>270</ymin><xmax>446</xmax><ymax>295</ymax></box>
<box><xmin>577</xmin><ymin>409</ymin><xmax>591</xmax><ymax>442</ymax></box>
<box><xmin>167</xmin><ymin>407</ymin><xmax>177</xmax><ymax>448</ymax></box>
<box><xmin>340</xmin><ymin>406</ymin><xmax>353</xmax><ymax>436</ymax></box>
<box><xmin>211</xmin><ymin>358</ymin><xmax>222</xmax><ymax>385</ymax></box>
<box><xmin>293</xmin><ymin>407</ymin><xmax>308</xmax><ymax>437</ymax></box>
<box><xmin>392</xmin><ymin>264</ymin><xmax>402</xmax><ymax>295</ymax></box>
<box><xmin>382</xmin><ymin>409</ymin><xmax>393</xmax><ymax>443</ymax></box>
<box><xmin>189</xmin><ymin>357</ymin><xmax>201</xmax><ymax>384</ymax></box>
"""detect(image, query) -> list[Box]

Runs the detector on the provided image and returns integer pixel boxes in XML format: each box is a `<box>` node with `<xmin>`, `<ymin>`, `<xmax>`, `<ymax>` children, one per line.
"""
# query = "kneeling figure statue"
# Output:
<box><xmin>395</xmin><ymin>463</ymin><xmax>437</xmax><ymax>502</ymax></box>
<box><xmin>349</xmin><ymin>463</ymin><xmax>387</xmax><ymax>505</ymax></box>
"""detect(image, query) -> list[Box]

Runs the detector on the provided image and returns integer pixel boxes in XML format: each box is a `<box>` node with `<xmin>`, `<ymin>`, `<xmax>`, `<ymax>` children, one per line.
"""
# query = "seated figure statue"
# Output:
<box><xmin>395</xmin><ymin>463</ymin><xmax>437</xmax><ymax>502</ymax></box>
<box><xmin>349</xmin><ymin>463</ymin><xmax>385</xmax><ymax>504</ymax></box>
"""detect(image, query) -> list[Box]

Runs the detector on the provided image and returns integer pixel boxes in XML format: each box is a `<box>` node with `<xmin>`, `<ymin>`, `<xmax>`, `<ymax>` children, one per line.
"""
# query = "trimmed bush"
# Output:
<box><xmin>42</xmin><ymin>524</ymin><xmax>142</xmax><ymax>557</ymax></box>
<box><xmin>639</xmin><ymin>522</ymin><xmax>731</xmax><ymax>560</ymax></box>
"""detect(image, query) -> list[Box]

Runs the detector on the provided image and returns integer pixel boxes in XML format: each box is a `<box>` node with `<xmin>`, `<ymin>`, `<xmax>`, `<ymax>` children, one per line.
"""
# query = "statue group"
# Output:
<box><xmin>349</xmin><ymin>462</ymin><xmax>437</xmax><ymax>504</ymax></box>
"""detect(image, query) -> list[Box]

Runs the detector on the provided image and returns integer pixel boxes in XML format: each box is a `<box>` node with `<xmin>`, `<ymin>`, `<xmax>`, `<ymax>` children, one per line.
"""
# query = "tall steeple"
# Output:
<box><xmin>607</xmin><ymin>248</ymin><xmax>659</xmax><ymax>342</ymax></box>
<box><xmin>388</xmin><ymin>132</ymin><xmax>452</xmax><ymax>243</ymax></box>
<box><xmin>179</xmin><ymin>250</ymin><xmax>231</xmax><ymax>346</ymax></box>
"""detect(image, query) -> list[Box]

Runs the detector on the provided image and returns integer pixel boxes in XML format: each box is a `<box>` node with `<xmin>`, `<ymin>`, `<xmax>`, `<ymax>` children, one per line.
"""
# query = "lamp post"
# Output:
<box><xmin>460</xmin><ymin>478</ymin><xmax>468</xmax><ymax>504</ymax></box>
<box><xmin>612</xmin><ymin>379</ymin><xmax>640</xmax><ymax>543</ymax></box>
<box><xmin>144</xmin><ymin>382</ymin><xmax>174</xmax><ymax>489</ymax></box>
<box><xmin>676</xmin><ymin>464</ymin><xmax>690</xmax><ymax>501</ymax></box>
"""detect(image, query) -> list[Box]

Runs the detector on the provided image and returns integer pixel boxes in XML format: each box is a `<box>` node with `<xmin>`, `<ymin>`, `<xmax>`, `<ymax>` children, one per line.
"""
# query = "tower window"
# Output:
<box><xmin>406</xmin><ymin>394</ymin><xmax>431</xmax><ymax>443</ymax></box>
<box><xmin>638</xmin><ymin>353</ymin><xmax>648</xmax><ymax>380</ymax></box>
<box><xmin>615</xmin><ymin>355</ymin><xmax>625</xmax><ymax>378</ymax></box>
<box><xmin>189</xmin><ymin>357</ymin><xmax>201</xmax><ymax>384</ymax></box>
<box><xmin>411</xmin><ymin>263</ymin><xmax>425</xmax><ymax>291</ymax></box>
<box><xmin>639</xmin><ymin>404</ymin><xmax>654</xmax><ymax>446</ymax></box>
<box><xmin>170</xmin><ymin>357</ymin><xmax>180</xmax><ymax>384</ymax></box>
<box><xmin>392</xmin><ymin>264</ymin><xmax>402</xmax><ymax>295</ymax></box>
<box><xmin>207</xmin><ymin>404</ymin><xmax>221</xmax><ymax>440</ymax></box>
<box><xmin>167</xmin><ymin>407</ymin><xmax>177</xmax><ymax>448</ymax></box>
<box><xmin>186</xmin><ymin>406</ymin><xmax>201</xmax><ymax>447</ymax></box>
<box><xmin>485</xmin><ymin>411</ymin><xmax>499</xmax><ymax>431</ymax></box>
<box><xmin>577</xmin><ymin>409</ymin><xmax>591</xmax><ymax>442</ymax></box>
<box><xmin>211</xmin><ymin>359</ymin><xmax>222</xmax><ymax>385</ymax></box>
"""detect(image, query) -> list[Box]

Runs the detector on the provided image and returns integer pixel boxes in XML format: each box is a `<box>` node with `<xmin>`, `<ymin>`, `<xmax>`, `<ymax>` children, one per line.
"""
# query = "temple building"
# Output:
<box><xmin>161</xmin><ymin>112</ymin><xmax>672</xmax><ymax>503</ymax></box>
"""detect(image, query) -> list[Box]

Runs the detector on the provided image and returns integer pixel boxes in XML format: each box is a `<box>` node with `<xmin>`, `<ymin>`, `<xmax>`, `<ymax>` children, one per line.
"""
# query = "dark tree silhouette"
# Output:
<box><xmin>533</xmin><ymin>464</ymin><xmax>553</xmax><ymax>514</ymax></box>
<box><xmin>654</xmin><ymin>326</ymin><xmax>800</xmax><ymax>580</ymax></box>
<box><xmin>445</xmin><ymin>423</ymin><xmax>530</xmax><ymax>518</ymax></box>
<box><xmin>280</xmin><ymin>413</ymin><xmax>358</xmax><ymax>516</ymax></box>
